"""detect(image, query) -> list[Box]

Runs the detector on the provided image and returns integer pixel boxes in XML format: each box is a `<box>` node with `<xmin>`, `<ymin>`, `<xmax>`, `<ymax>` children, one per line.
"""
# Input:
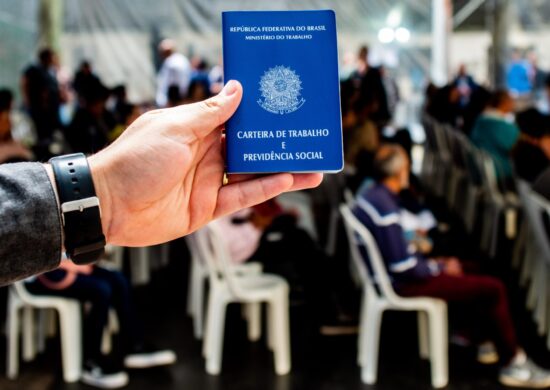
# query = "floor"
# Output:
<box><xmin>0</xmin><ymin>237</ymin><xmax>549</xmax><ymax>390</ymax></box>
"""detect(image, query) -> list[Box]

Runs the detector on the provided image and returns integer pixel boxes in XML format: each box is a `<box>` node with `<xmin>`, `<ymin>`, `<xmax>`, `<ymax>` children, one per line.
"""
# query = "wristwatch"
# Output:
<box><xmin>49</xmin><ymin>153</ymin><xmax>106</xmax><ymax>264</ymax></box>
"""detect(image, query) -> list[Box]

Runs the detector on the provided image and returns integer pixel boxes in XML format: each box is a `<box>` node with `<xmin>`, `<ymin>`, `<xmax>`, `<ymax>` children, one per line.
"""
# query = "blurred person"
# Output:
<box><xmin>425</xmin><ymin>84</ymin><xmax>462</xmax><ymax>128</ymax></box>
<box><xmin>0</xmin><ymin>80</ymin><xmax>323</xmax><ymax>287</ymax></box>
<box><xmin>353</xmin><ymin>144</ymin><xmax>550</xmax><ymax>388</ymax></box>
<box><xmin>108</xmin><ymin>103</ymin><xmax>140</xmax><ymax>142</ymax></box>
<box><xmin>208</xmin><ymin>57</ymin><xmax>224</xmax><ymax>95</ymax></box>
<box><xmin>379</xmin><ymin>65</ymin><xmax>400</xmax><ymax>118</ymax></box>
<box><xmin>462</xmin><ymin>85</ymin><xmax>492</xmax><ymax>135</ymax></box>
<box><xmin>507</xmin><ymin>49</ymin><xmax>533</xmax><ymax>96</ymax></box>
<box><xmin>0</xmin><ymin>88</ymin><xmax>33</xmax><ymax>163</ymax></box>
<box><xmin>353</xmin><ymin>45</ymin><xmax>390</xmax><ymax>127</ymax></box>
<box><xmin>344</xmin><ymin>79</ymin><xmax>380</xmax><ymax>192</ymax></box>
<box><xmin>190</xmin><ymin>57</ymin><xmax>211</xmax><ymax>94</ymax></box>
<box><xmin>452</xmin><ymin>64</ymin><xmax>478</xmax><ymax>108</ymax></box>
<box><xmin>156</xmin><ymin>39</ymin><xmax>191</xmax><ymax>107</ymax></box>
<box><xmin>512</xmin><ymin>108</ymin><xmax>550</xmax><ymax>183</ymax></box>
<box><xmin>109</xmin><ymin>85</ymin><xmax>130</xmax><ymax>125</ymax></box>
<box><xmin>65</xmin><ymin>81</ymin><xmax>115</xmax><ymax>154</ymax></box>
<box><xmin>21</xmin><ymin>48</ymin><xmax>62</xmax><ymax>160</ymax></box>
<box><xmin>217</xmin><ymin>199</ymin><xmax>358</xmax><ymax>335</ymax></box>
<box><xmin>527</xmin><ymin>51</ymin><xmax>546</xmax><ymax>93</ymax></box>
<box><xmin>26</xmin><ymin>261</ymin><xmax>176</xmax><ymax>389</ymax></box>
<box><xmin>184</xmin><ymin>79</ymin><xmax>211</xmax><ymax>104</ymax></box>
<box><xmin>73</xmin><ymin>60</ymin><xmax>101</xmax><ymax>103</ymax></box>
<box><xmin>166</xmin><ymin>84</ymin><xmax>183</xmax><ymax>107</ymax></box>
<box><xmin>470</xmin><ymin>90</ymin><xmax>520</xmax><ymax>180</ymax></box>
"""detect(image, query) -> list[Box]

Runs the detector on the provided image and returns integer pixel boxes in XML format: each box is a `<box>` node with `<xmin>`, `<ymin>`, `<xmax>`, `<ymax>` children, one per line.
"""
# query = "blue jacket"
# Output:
<box><xmin>352</xmin><ymin>184</ymin><xmax>438</xmax><ymax>282</ymax></box>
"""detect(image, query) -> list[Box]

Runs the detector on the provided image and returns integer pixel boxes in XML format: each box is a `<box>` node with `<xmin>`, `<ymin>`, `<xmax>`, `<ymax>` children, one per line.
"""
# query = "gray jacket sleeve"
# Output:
<box><xmin>0</xmin><ymin>162</ymin><xmax>62</xmax><ymax>285</ymax></box>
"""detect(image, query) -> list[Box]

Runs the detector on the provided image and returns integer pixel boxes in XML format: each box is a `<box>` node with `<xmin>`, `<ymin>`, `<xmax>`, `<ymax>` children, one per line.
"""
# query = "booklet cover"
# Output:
<box><xmin>222</xmin><ymin>10</ymin><xmax>343</xmax><ymax>174</ymax></box>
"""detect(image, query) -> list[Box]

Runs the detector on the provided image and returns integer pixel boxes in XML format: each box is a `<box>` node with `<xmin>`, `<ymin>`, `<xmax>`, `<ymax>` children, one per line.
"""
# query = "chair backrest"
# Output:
<box><xmin>12</xmin><ymin>281</ymin><xmax>34</xmax><ymax>303</ymax></box>
<box><xmin>185</xmin><ymin>234</ymin><xmax>203</xmax><ymax>268</ymax></box>
<box><xmin>193</xmin><ymin>223</ymin><xmax>249</xmax><ymax>299</ymax></box>
<box><xmin>339</xmin><ymin>204</ymin><xmax>401</xmax><ymax>302</ymax></box>
<box><xmin>517</xmin><ymin>180</ymin><xmax>550</xmax><ymax>264</ymax></box>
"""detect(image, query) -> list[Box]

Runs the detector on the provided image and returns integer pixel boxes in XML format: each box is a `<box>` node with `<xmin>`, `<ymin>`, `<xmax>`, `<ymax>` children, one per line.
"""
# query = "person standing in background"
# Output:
<box><xmin>21</xmin><ymin>48</ymin><xmax>62</xmax><ymax>160</ymax></box>
<box><xmin>0</xmin><ymin>88</ymin><xmax>33</xmax><ymax>163</ymax></box>
<box><xmin>155</xmin><ymin>39</ymin><xmax>192</xmax><ymax>108</ymax></box>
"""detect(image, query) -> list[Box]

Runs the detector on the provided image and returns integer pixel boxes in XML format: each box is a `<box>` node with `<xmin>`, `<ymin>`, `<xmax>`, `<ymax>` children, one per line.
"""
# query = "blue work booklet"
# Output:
<box><xmin>222</xmin><ymin>10</ymin><xmax>343</xmax><ymax>174</ymax></box>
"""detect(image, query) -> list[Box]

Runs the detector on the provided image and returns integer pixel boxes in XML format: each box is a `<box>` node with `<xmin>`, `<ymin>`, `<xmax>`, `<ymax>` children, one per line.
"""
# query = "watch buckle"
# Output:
<box><xmin>60</xmin><ymin>196</ymin><xmax>101</xmax><ymax>226</ymax></box>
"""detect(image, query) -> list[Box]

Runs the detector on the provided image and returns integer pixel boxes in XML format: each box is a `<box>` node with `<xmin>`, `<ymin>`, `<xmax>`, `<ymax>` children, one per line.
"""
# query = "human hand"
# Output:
<box><xmin>440</xmin><ymin>257</ymin><xmax>464</xmax><ymax>277</ymax></box>
<box><xmin>86</xmin><ymin>80</ymin><xmax>323</xmax><ymax>246</ymax></box>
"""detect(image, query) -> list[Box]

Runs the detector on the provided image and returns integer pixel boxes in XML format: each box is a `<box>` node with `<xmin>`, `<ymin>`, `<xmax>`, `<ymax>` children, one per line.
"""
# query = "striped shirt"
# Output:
<box><xmin>352</xmin><ymin>183</ymin><xmax>439</xmax><ymax>282</ymax></box>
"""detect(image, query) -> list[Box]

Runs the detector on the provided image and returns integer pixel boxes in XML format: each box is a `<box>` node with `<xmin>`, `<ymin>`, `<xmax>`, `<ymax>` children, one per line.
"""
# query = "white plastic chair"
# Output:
<box><xmin>6</xmin><ymin>281</ymin><xmax>82</xmax><ymax>382</ymax></box>
<box><xmin>340</xmin><ymin>204</ymin><xmax>448</xmax><ymax>388</ymax></box>
<box><xmin>185</xmin><ymin>235</ymin><xmax>263</xmax><ymax>340</ymax></box>
<box><xmin>194</xmin><ymin>223</ymin><xmax>291</xmax><ymax>376</ymax></box>
<box><xmin>516</xmin><ymin>180</ymin><xmax>550</xmax><ymax>342</ymax></box>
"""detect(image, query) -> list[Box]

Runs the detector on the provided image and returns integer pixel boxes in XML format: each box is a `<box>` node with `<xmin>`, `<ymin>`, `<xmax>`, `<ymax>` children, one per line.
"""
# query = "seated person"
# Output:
<box><xmin>470</xmin><ymin>90</ymin><xmax>520</xmax><ymax>181</ymax></box>
<box><xmin>26</xmin><ymin>260</ymin><xmax>176</xmax><ymax>389</ymax></box>
<box><xmin>513</xmin><ymin>108</ymin><xmax>550</xmax><ymax>183</ymax></box>
<box><xmin>216</xmin><ymin>199</ymin><xmax>357</xmax><ymax>335</ymax></box>
<box><xmin>0</xmin><ymin>88</ymin><xmax>33</xmax><ymax>163</ymax></box>
<box><xmin>352</xmin><ymin>144</ymin><xmax>550</xmax><ymax>389</ymax></box>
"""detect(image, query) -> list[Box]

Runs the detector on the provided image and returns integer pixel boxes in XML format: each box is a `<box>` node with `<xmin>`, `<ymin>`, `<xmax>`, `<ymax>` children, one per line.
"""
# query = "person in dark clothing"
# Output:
<box><xmin>425</xmin><ymin>84</ymin><xmax>462</xmax><ymax>128</ymax></box>
<box><xmin>513</xmin><ymin>108</ymin><xmax>550</xmax><ymax>183</ymax></box>
<box><xmin>21</xmin><ymin>48</ymin><xmax>61</xmax><ymax>160</ymax></box>
<box><xmin>27</xmin><ymin>263</ymin><xmax>176</xmax><ymax>389</ymax></box>
<box><xmin>73</xmin><ymin>60</ymin><xmax>102</xmax><ymax>104</ymax></box>
<box><xmin>352</xmin><ymin>144</ymin><xmax>550</xmax><ymax>388</ymax></box>
<box><xmin>351</xmin><ymin>45</ymin><xmax>391</xmax><ymax>127</ymax></box>
<box><xmin>462</xmin><ymin>85</ymin><xmax>492</xmax><ymax>135</ymax></box>
<box><xmin>534</xmin><ymin>167</ymin><xmax>550</xmax><ymax>200</ymax></box>
<box><xmin>65</xmin><ymin>82</ymin><xmax>115</xmax><ymax>154</ymax></box>
<box><xmin>218</xmin><ymin>200</ymin><xmax>357</xmax><ymax>335</ymax></box>
<box><xmin>452</xmin><ymin>64</ymin><xmax>478</xmax><ymax>108</ymax></box>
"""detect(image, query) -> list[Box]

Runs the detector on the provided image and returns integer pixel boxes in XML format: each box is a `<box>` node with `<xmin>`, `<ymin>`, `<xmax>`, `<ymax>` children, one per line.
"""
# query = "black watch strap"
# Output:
<box><xmin>49</xmin><ymin>153</ymin><xmax>105</xmax><ymax>264</ymax></box>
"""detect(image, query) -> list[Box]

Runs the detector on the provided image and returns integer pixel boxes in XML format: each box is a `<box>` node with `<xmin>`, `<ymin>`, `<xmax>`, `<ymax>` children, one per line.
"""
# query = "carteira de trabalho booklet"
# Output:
<box><xmin>222</xmin><ymin>10</ymin><xmax>343</xmax><ymax>173</ymax></box>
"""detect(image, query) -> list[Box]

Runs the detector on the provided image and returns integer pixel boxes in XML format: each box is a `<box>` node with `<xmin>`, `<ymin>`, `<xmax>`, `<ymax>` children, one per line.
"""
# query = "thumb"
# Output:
<box><xmin>182</xmin><ymin>80</ymin><xmax>243</xmax><ymax>139</ymax></box>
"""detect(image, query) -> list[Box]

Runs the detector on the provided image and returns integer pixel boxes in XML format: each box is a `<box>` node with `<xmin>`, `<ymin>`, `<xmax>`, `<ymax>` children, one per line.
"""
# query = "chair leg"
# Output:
<box><xmin>246</xmin><ymin>302</ymin><xmax>262</xmax><ymax>342</ymax></box>
<box><xmin>160</xmin><ymin>242</ymin><xmax>170</xmax><ymax>267</ymax></box>
<box><xmin>37</xmin><ymin>309</ymin><xmax>46</xmax><ymax>354</ymax></box>
<box><xmin>193</xmin><ymin>272</ymin><xmax>205</xmax><ymax>340</ymax></box>
<box><xmin>205</xmin><ymin>294</ymin><xmax>227</xmax><ymax>375</ymax></box>
<box><xmin>187</xmin><ymin>260</ymin><xmax>197</xmax><ymax>317</ymax></box>
<box><xmin>6</xmin><ymin>295</ymin><xmax>21</xmax><ymax>379</ymax></box>
<box><xmin>202</xmin><ymin>287</ymin><xmax>216</xmax><ymax>359</ymax></box>
<box><xmin>267</xmin><ymin>301</ymin><xmax>275</xmax><ymax>351</ymax></box>
<box><xmin>428</xmin><ymin>304</ymin><xmax>448</xmax><ymax>389</ymax></box>
<box><xmin>512</xmin><ymin>224</ymin><xmax>526</xmax><ymax>269</ymax></box>
<box><xmin>130</xmin><ymin>247</ymin><xmax>150</xmax><ymax>286</ymax></box>
<box><xmin>361</xmin><ymin>304</ymin><xmax>383</xmax><ymax>385</ymax></box>
<box><xmin>22</xmin><ymin>306</ymin><xmax>35</xmax><ymax>362</ymax></box>
<box><xmin>58</xmin><ymin>304</ymin><xmax>82</xmax><ymax>383</ymax></box>
<box><xmin>271</xmin><ymin>289</ymin><xmax>291</xmax><ymax>375</ymax></box>
<box><xmin>357</xmin><ymin>292</ymin><xmax>368</xmax><ymax>366</ymax></box>
<box><xmin>418</xmin><ymin>311</ymin><xmax>429</xmax><ymax>359</ymax></box>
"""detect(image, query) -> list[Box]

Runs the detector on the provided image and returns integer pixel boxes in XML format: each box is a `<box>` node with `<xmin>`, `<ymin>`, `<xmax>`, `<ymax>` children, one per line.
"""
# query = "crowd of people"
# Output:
<box><xmin>329</xmin><ymin>46</ymin><xmax>550</xmax><ymax>388</ymax></box>
<box><xmin>0</xmin><ymin>41</ymin><xmax>224</xmax><ymax>388</ymax></box>
<box><xmin>3</xmin><ymin>39</ymin><xmax>550</xmax><ymax>389</ymax></box>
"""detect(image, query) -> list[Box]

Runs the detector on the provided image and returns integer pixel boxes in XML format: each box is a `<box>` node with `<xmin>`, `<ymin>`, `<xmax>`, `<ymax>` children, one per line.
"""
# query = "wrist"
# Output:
<box><xmin>87</xmin><ymin>154</ymin><xmax>113</xmax><ymax>243</ymax></box>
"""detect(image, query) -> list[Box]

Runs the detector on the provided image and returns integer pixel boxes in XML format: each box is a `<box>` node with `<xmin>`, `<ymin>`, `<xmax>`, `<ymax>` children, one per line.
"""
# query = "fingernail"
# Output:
<box><xmin>223</xmin><ymin>80</ymin><xmax>238</xmax><ymax>96</ymax></box>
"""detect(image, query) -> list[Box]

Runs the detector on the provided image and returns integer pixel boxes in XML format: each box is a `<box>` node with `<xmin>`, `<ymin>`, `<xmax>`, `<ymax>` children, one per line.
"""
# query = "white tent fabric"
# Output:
<box><xmin>60</xmin><ymin>0</ymin><xmax>433</xmax><ymax>102</ymax></box>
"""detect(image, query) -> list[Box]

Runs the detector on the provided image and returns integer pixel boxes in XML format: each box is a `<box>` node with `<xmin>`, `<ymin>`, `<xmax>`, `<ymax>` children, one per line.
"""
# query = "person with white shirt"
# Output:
<box><xmin>156</xmin><ymin>39</ymin><xmax>192</xmax><ymax>108</ymax></box>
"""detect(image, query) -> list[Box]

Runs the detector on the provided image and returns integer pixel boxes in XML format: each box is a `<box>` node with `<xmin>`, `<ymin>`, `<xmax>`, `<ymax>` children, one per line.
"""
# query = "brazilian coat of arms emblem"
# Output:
<box><xmin>257</xmin><ymin>65</ymin><xmax>306</xmax><ymax>115</ymax></box>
